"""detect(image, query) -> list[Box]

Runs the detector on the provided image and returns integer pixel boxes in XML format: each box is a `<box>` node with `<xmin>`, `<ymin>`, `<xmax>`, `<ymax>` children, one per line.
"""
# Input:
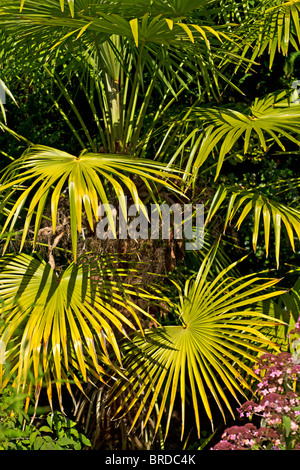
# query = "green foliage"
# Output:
<box><xmin>0</xmin><ymin>386</ymin><xmax>30</xmax><ymax>449</ymax></box>
<box><xmin>25</xmin><ymin>411</ymin><xmax>92</xmax><ymax>450</ymax></box>
<box><xmin>0</xmin><ymin>386</ymin><xmax>91</xmax><ymax>450</ymax></box>
<box><xmin>0</xmin><ymin>0</ymin><xmax>300</xmax><ymax>449</ymax></box>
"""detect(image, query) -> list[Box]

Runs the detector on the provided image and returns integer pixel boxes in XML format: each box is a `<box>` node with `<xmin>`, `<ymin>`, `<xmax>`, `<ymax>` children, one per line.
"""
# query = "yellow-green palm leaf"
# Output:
<box><xmin>0</xmin><ymin>145</ymin><xmax>181</xmax><ymax>260</ymax></box>
<box><xmin>107</xmin><ymin>244</ymin><xmax>286</xmax><ymax>440</ymax></box>
<box><xmin>206</xmin><ymin>185</ymin><xmax>300</xmax><ymax>268</ymax></box>
<box><xmin>17</xmin><ymin>0</ymin><xmax>220</xmax><ymax>18</ymax></box>
<box><xmin>186</xmin><ymin>93</ymin><xmax>300</xmax><ymax>181</ymax></box>
<box><xmin>0</xmin><ymin>0</ymin><xmax>230</xmax><ymax>46</ymax></box>
<box><xmin>240</xmin><ymin>0</ymin><xmax>300</xmax><ymax>69</ymax></box>
<box><xmin>0</xmin><ymin>253</ymin><xmax>158</xmax><ymax>411</ymax></box>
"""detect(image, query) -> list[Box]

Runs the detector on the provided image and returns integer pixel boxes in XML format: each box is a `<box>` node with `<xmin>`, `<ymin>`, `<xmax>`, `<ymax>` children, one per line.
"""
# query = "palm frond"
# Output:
<box><xmin>242</xmin><ymin>0</ymin><xmax>300</xmax><ymax>69</ymax></box>
<box><xmin>206</xmin><ymin>185</ymin><xmax>300</xmax><ymax>268</ymax></box>
<box><xmin>167</xmin><ymin>92</ymin><xmax>300</xmax><ymax>182</ymax></box>
<box><xmin>0</xmin><ymin>1</ymin><xmax>245</xmax><ymax>159</ymax></box>
<box><xmin>107</xmin><ymin>243</ymin><xmax>286</xmax><ymax>440</ymax></box>
<box><xmin>0</xmin><ymin>145</ymin><xmax>182</xmax><ymax>260</ymax></box>
<box><xmin>15</xmin><ymin>0</ymin><xmax>227</xmax><ymax>20</ymax></box>
<box><xmin>0</xmin><ymin>252</ymin><xmax>161</xmax><ymax>411</ymax></box>
<box><xmin>0</xmin><ymin>0</ymin><xmax>229</xmax><ymax>46</ymax></box>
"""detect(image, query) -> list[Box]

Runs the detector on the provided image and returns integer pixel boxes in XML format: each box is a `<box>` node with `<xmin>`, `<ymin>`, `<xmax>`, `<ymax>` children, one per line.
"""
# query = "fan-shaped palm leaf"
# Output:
<box><xmin>238</xmin><ymin>0</ymin><xmax>300</xmax><ymax>69</ymax></box>
<box><xmin>206</xmin><ymin>185</ymin><xmax>300</xmax><ymax>267</ymax></box>
<box><xmin>0</xmin><ymin>0</ymin><xmax>231</xmax><ymax>46</ymax></box>
<box><xmin>107</xmin><ymin>243</ymin><xmax>286</xmax><ymax>440</ymax></box>
<box><xmin>18</xmin><ymin>0</ymin><xmax>220</xmax><ymax>18</ymax></box>
<box><xmin>176</xmin><ymin>92</ymin><xmax>300</xmax><ymax>182</ymax></box>
<box><xmin>0</xmin><ymin>253</ymin><xmax>161</xmax><ymax>411</ymax></box>
<box><xmin>0</xmin><ymin>145</ymin><xmax>182</xmax><ymax>260</ymax></box>
<box><xmin>0</xmin><ymin>0</ymin><xmax>237</xmax><ymax>147</ymax></box>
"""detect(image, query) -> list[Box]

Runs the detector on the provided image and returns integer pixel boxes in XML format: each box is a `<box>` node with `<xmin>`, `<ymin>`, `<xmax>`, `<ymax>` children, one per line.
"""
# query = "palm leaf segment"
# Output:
<box><xmin>0</xmin><ymin>0</ymin><xmax>233</xmax><ymax>112</ymax></box>
<box><xmin>186</xmin><ymin>92</ymin><xmax>300</xmax><ymax>181</ymax></box>
<box><xmin>237</xmin><ymin>0</ymin><xmax>300</xmax><ymax>69</ymax></box>
<box><xmin>206</xmin><ymin>185</ymin><xmax>300</xmax><ymax>268</ymax></box>
<box><xmin>0</xmin><ymin>253</ymin><xmax>158</xmax><ymax>411</ymax></box>
<box><xmin>18</xmin><ymin>0</ymin><xmax>217</xmax><ymax>18</ymax></box>
<box><xmin>0</xmin><ymin>145</ymin><xmax>181</xmax><ymax>260</ymax></box>
<box><xmin>1</xmin><ymin>0</ymin><xmax>230</xmax><ymax>46</ymax></box>
<box><xmin>256</xmin><ymin>278</ymin><xmax>300</xmax><ymax>348</ymax></box>
<box><xmin>107</xmin><ymin>244</ymin><xmax>285</xmax><ymax>440</ymax></box>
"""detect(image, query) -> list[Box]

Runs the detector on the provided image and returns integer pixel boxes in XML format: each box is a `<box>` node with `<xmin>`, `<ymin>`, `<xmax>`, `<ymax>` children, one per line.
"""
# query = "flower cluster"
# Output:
<box><xmin>212</xmin><ymin>320</ymin><xmax>300</xmax><ymax>450</ymax></box>
<box><xmin>253</xmin><ymin>352</ymin><xmax>300</xmax><ymax>396</ymax></box>
<box><xmin>212</xmin><ymin>423</ymin><xmax>258</xmax><ymax>450</ymax></box>
<box><xmin>212</xmin><ymin>422</ymin><xmax>286</xmax><ymax>450</ymax></box>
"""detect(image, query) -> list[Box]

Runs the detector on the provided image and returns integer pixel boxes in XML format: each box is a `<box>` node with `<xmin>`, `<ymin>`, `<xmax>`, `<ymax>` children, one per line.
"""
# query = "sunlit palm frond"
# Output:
<box><xmin>0</xmin><ymin>0</ymin><xmax>239</xmax><ymax>106</ymax></box>
<box><xmin>0</xmin><ymin>145</ymin><xmax>182</xmax><ymax>260</ymax></box>
<box><xmin>0</xmin><ymin>252</ymin><xmax>161</xmax><ymax>411</ymax></box>
<box><xmin>15</xmin><ymin>0</ymin><xmax>228</xmax><ymax>21</ymax></box>
<box><xmin>166</xmin><ymin>92</ymin><xmax>300</xmax><ymax>182</ymax></box>
<box><xmin>257</xmin><ymin>0</ymin><xmax>300</xmax><ymax>66</ymax></box>
<box><xmin>230</xmin><ymin>0</ymin><xmax>300</xmax><ymax>69</ymax></box>
<box><xmin>218</xmin><ymin>0</ymin><xmax>253</xmax><ymax>24</ymax></box>
<box><xmin>206</xmin><ymin>185</ymin><xmax>300</xmax><ymax>268</ymax></box>
<box><xmin>0</xmin><ymin>0</ymin><xmax>230</xmax><ymax>47</ymax></box>
<box><xmin>107</xmin><ymin>243</ymin><xmax>286</xmax><ymax>440</ymax></box>
<box><xmin>0</xmin><ymin>0</ymin><xmax>243</xmax><ymax>160</ymax></box>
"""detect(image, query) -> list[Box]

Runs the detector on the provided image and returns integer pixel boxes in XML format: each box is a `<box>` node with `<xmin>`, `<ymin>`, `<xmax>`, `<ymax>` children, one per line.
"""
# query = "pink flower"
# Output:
<box><xmin>291</xmin><ymin>421</ymin><xmax>298</xmax><ymax>432</ymax></box>
<box><xmin>213</xmin><ymin>332</ymin><xmax>300</xmax><ymax>451</ymax></box>
<box><xmin>244</xmin><ymin>439</ymin><xmax>255</xmax><ymax>446</ymax></box>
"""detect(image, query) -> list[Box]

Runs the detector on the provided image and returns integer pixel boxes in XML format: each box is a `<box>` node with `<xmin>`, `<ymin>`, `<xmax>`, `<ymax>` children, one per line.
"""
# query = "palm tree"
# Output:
<box><xmin>0</xmin><ymin>0</ymin><xmax>299</xmax><ymax>447</ymax></box>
